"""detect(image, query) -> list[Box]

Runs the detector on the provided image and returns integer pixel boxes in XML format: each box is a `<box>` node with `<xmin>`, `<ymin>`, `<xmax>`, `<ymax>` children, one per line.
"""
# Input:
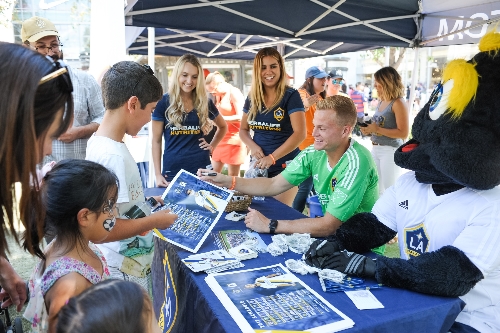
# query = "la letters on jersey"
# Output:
<box><xmin>248</xmin><ymin>121</ymin><xmax>282</xmax><ymax>131</ymax></box>
<box><xmin>170</xmin><ymin>125</ymin><xmax>201</xmax><ymax>135</ymax></box>
<box><xmin>404</xmin><ymin>223</ymin><xmax>430</xmax><ymax>258</ymax></box>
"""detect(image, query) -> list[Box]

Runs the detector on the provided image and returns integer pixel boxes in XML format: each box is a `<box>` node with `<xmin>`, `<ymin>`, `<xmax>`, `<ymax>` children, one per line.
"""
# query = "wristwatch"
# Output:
<box><xmin>269</xmin><ymin>219</ymin><xmax>278</xmax><ymax>234</ymax></box>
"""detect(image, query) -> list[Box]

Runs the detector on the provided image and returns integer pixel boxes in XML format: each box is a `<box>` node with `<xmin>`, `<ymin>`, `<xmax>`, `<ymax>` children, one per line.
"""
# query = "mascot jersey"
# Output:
<box><xmin>314</xmin><ymin>29</ymin><xmax>500</xmax><ymax>333</ymax></box>
<box><xmin>373</xmin><ymin>171</ymin><xmax>500</xmax><ymax>329</ymax></box>
<box><xmin>243</xmin><ymin>88</ymin><xmax>304</xmax><ymax>175</ymax></box>
<box><xmin>152</xmin><ymin>93</ymin><xmax>219</xmax><ymax>180</ymax></box>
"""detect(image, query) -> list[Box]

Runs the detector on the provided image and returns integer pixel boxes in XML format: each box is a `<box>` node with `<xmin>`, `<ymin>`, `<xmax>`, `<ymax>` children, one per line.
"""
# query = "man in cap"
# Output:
<box><xmin>21</xmin><ymin>16</ymin><xmax>104</xmax><ymax>161</ymax></box>
<box><xmin>292</xmin><ymin>66</ymin><xmax>328</xmax><ymax>213</ymax></box>
<box><xmin>326</xmin><ymin>70</ymin><xmax>349</xmax><ymax>98</ymax></box>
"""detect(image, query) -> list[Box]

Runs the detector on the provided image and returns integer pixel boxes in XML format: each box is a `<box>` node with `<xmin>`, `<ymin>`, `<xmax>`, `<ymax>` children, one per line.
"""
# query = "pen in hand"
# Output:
<box><xmin>201</xmin><ymin>172</ymin><xmax>217</xmax><ymax>176</ymax></box>
<box><xmin>316</xmin><ymin>240</ymin><xmax>328</xmax><ymax>251</ymax></box>
<box><xmin>305</xmin><ymin>239</ymin><xmax>328</xmax><ymax>260</ymax></box>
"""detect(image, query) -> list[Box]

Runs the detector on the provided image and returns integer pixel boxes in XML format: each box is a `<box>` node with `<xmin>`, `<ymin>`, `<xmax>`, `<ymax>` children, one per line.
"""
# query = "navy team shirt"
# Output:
<box><xmin>152</xmin><ymin>93</ymin><xmax>219</xmax><ymax>181</ymax></box>
<box><xmin>243</xmin><ymin>87</ymin><xmax>304</xmax><ymax>176</ymax></box>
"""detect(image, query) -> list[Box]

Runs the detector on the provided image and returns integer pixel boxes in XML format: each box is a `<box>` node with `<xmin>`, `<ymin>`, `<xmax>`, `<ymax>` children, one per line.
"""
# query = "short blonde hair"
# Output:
<box><xmin>316</xmin><ymin>95</ymin><xmax>357</xmax><ymax>127</ymax></box>
<box><xmin>205</xmin><ymin>71</ymin><xmax>225</xmax><ymax>85</ymax></box>
<box><xmin>374</xmin><ymin>67</ymin><xmax>404</xmax><ymax>101</ymax></box>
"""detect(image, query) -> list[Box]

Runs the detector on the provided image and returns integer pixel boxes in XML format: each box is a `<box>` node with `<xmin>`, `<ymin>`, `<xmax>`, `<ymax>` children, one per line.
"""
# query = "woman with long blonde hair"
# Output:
<box><xmin>152</xmin><ymin>54</ymin><xmax>227</xmax><ymax>185</ymax></box>
<box><xmin>240</xmin><ymin>47</ymin><xmax>305</xmax><ymax>206</ymax></box>
<box><xmin>361</xmin><ymin>66</ymin><xmax>409</xmax><ymax>195</ymax></box>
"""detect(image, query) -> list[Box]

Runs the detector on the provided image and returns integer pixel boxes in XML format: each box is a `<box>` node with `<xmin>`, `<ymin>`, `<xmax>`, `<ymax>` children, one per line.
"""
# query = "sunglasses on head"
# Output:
<box><xmin>39</xmin><ymin>61</ymin><xmax>73</xmax><ymax>93</ymax></box>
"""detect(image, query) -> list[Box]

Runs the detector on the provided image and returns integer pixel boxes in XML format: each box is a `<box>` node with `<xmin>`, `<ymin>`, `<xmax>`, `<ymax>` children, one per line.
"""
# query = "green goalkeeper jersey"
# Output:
<box><xmin>282</xmin><ymin>140</ymin><xmax>384</xmax><ymax>254</ymax></box>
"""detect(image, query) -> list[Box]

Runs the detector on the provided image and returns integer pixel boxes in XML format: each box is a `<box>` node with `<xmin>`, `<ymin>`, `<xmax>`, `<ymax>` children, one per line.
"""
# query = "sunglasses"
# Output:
<box><xmin>39</xmin><ymin>61</ymin><xmax>73</xmax><ymax>93</ymax></box>
<box><xmin>330</xmin><ymin>78</ymin><xmax>345</xmax><ymax>85</ymax></box>
<box><xmin>131</xmin><ymin>64</ymin><xmax>155</xmax><ymax>96</ymax></box>
<box><xmin>35</xmin><ymin>43</ymin><xmax>63</xmax><ymax>54</ymax></box>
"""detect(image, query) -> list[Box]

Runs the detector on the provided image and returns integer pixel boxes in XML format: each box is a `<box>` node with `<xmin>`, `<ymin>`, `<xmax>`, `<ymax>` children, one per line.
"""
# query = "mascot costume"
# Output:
<box><xmin>305</xmin><ymin>29</ymin><xmax>500</xmax><ymax>333</ymax></box>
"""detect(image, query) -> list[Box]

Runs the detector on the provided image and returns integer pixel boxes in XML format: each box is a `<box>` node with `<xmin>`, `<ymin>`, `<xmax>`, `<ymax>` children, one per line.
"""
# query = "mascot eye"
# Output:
<box><xmin>428</xmin><ymin>79</ymin><xmax>453</xmax><ymax>120</ymax></box>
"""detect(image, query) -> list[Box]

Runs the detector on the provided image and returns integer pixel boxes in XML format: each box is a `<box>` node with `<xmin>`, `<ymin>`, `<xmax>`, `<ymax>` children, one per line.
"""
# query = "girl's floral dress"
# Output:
<box><xmin>24</xmin><ymin>241</ymin><xmax>110</xmax><ymax>332</ymax></box>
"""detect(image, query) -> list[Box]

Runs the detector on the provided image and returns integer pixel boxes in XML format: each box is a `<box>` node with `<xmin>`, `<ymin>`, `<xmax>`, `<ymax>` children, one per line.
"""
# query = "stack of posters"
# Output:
<box><xmin>153</xmin><ymin>170</ymin><xmax>232</xmax><ymax>253</ymax></box>
<box><xmin>213</xmin><ymin>229</ymin><xmax>268</xmax><ymax>253</ymax></box>
<box><xmin>205</xmin><ymin>264</ymin><xmax>354</xmax><ymax>332</ymax></box>
<box><xmin>182</xmin><ymin>249</ymin><xmax>241</xmax><ymax>273</ymax></box>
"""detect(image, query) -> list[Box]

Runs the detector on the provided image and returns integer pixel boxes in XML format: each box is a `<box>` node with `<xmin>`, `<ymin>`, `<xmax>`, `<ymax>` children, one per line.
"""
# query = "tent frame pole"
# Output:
<box><xmin>147</xmin><ymin>27</ymin><xmax>156</xmax><ymax>188</ymax></box>
<box><xmin>408</xmin><ymin>47</ymin><xmax>419</xmax><ymax>117</ymax></box>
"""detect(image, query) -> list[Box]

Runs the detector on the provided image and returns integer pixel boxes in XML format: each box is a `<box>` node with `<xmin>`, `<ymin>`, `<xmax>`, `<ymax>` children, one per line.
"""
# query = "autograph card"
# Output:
<box><xmin>182</xmin><ymin>250</ymin><xmax>239</xmax><ymax>272</ymax></box>
<box><xmin>153</xmin><ymin>170</ymin><xmax>232</xmax><ymax>253</ymax></box>
<box><xmin>344</xmin><ymin>290</ymin><xmax>384</xmax><ymax>310</ymax></box>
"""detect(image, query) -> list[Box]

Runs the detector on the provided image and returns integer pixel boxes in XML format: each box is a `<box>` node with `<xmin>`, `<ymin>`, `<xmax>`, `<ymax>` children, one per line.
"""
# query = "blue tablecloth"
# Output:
<box><xmin>146</xmin><ymin>188</ymin><xmax>464</xmax><ymax>333</ymax></box>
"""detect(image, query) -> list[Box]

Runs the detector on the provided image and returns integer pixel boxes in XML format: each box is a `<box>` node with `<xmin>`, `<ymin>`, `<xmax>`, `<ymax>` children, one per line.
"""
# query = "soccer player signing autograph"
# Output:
<box><xmin>199</xmin><ymin>95</ymin><xmax>384</xmax><ymax>254</ymax></box>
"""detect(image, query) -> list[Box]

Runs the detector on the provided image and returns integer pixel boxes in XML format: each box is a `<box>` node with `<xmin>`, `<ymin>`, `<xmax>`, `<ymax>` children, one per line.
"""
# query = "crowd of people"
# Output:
<box><xmin>0</xmin><ymin>14</ymin><xmax>495</xmax><ymax>333</ymax></box>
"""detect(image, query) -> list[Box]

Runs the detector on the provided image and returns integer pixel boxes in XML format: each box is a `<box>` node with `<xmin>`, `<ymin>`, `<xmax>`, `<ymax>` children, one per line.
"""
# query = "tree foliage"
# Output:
<box><xmin>0</xmin><ymin>0</ymin><xmax>15</xmax><ymax>28</ymax></box>
<box><xmin>370</xmin><ymin>47</ymin><xmax>406</xmax><ymax>70</ymax></box>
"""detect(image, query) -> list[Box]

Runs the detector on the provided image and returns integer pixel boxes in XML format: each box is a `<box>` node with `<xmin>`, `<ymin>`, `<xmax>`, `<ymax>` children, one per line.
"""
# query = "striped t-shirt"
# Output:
<box><xmin>350</xmin><ymin>90</ymin><xmax>366</xmax><ymax>117</ymax></box>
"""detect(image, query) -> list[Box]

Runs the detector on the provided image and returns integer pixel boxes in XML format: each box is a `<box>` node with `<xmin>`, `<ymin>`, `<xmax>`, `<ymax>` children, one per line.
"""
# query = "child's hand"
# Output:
<box><xmin>151</xmin><ymin>195</ymin><xmax>164</xmax><ymax>205</ymax></box>
<box><xmin>150</xmin><ymin>209</ymin><xmax>178</xmax><ymax>230</ymax></box>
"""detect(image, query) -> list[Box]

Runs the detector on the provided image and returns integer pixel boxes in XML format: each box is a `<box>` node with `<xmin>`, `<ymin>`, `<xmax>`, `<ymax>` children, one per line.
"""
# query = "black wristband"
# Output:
<box><xmin>269</xmin><ymin>219</ymin><xmax>278</xmax><ymax>234</ymax></box>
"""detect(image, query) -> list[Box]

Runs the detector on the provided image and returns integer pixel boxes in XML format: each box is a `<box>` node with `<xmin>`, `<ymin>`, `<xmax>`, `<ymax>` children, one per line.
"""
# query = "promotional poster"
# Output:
<box><xmin>154</xmin><ymin>170</ymin><xmax>232</xmax><ymax>253</ymax></box>
<box><xmin>205</xmin><ymin>264</ymin><xmax>354</xmax><ymax>333</ymax></box>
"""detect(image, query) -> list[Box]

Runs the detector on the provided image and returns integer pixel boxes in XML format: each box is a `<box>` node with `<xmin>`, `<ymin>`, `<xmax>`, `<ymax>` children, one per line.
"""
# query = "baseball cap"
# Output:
<box><xmin>305</xmin><ymin>66</ymin><xmax>328</xmax><ymax>79</ymax></box>
<box><xmin>328</xmin><ymin>69</ymin><xmax>343</xmax><ymax>79</ymax></box>
<box><xmin>21</xmin><ymin>16</ymin><xmax>59</xmax><ymax>43</ymax></box>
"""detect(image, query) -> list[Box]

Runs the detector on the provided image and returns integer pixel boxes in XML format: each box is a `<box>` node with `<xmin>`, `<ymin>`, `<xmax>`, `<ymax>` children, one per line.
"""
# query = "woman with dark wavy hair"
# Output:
<box><xmin>0</xmin><ymin>42</ymin><xmax>73</xmax><ymax>311</ymax></box>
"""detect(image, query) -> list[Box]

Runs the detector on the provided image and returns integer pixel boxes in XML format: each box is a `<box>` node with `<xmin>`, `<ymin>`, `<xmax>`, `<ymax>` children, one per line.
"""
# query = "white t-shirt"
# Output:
<box><xmin>373</xmin><ymin>171</ymin><xmax>500</xmax><ymax>332</ymax></box>
<box><xmin>86</xmin><ymin>135</ymin><xmax>154</xmax><ymax>277</ymax></box>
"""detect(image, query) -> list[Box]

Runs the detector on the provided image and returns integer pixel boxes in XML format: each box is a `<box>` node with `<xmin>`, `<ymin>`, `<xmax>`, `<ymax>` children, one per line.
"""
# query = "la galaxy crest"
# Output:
<box><xmin>403</xmin><ymin>223</ymin><xmax>429</xmax><ymax>258</ymax></box>
<box><xmin>274</xmin><ymin>107</ymin><xmax>284</xmax><ymax>121</ymax></box>
<box><xmin>331</xmin><ymin>177</ymin><xmax>337</xmax><ymax>192</ymax></box>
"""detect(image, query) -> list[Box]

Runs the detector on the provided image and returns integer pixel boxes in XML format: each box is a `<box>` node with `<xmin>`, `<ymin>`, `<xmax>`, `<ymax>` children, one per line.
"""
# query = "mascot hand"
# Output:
<box><xmin>322</xmin><ymin>250</ymin><xmax>376</xmax><ymax>278</ymax></box>
<box><xmin>304</xmin><ymin>239</ymin><xmax>342</xmax><ymax>267</ymax></box>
